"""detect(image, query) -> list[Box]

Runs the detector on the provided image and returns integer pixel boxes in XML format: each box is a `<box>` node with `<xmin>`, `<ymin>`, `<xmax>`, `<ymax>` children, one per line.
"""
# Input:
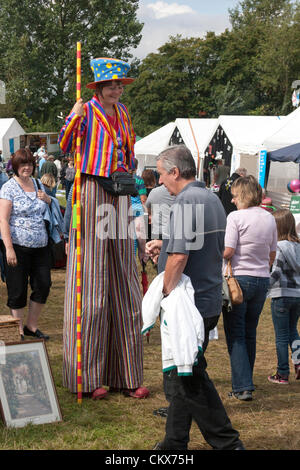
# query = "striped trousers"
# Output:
<box><xmin>63</xmin><ymin>175</ymin><xmax>143</xmax><ymax>393</ymax></box>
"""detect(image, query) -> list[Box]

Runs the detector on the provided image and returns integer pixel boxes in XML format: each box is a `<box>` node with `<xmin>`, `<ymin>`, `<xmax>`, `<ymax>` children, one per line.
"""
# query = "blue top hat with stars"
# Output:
<box><xmin>86</xmin><ymin>57</ymin><xmax>134</xmax><ymax>89</ymax></box>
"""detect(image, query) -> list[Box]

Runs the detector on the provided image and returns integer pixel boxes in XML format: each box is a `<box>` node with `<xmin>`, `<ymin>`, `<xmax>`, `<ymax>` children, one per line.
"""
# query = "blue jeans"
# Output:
<box><xmin>271</xmin><ymin>297</ymin><xmax>300</xmax><ymax>376</ymax></box>
<box><xmin>223</xmin><ymin>276</ymin><xmax>269</xmax><ymax>393</ymax></box>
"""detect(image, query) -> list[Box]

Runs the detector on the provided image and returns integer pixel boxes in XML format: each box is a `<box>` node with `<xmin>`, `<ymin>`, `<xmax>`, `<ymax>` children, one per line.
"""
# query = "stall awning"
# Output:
<box><xmin>268</xmin><ymin>142</ymin><xmax>300</xmax><ymax>163</ymax></box>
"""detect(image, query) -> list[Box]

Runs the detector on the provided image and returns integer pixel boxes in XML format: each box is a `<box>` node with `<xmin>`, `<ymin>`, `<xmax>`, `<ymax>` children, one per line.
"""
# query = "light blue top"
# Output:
<box><xmin>0</xmin><ymin>177</ymin><xmax>48</xmax><ymax>248</ymax></box>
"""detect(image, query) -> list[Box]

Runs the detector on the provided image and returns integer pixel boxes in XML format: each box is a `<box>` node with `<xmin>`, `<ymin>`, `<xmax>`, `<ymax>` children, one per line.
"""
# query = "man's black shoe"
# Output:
<box><xmin>23</xmin><ymin>325</ymin><xmax>50</xmax><ymax>340</ymax></box>
<box><xmin>234</xmin><ymin>443</ymin><xmax>246</xmax><ymax>450</ymax></box>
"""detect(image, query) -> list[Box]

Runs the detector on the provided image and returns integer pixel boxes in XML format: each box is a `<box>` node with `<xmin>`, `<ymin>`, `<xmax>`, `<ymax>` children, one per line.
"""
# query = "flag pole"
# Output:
<box><xmin>75</xmin><ymin>41</ymin><xmax>82</xmax><ymax>404</ymax></box>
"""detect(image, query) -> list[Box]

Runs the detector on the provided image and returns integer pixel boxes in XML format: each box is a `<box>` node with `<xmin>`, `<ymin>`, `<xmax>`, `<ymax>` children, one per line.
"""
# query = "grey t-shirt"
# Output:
<box><xmin>158</xmin><ymin>181</ymin><xmax>226</xmax><ymax>318</ymax></box>
<box><xmin>145</xmin><ymin>185</ymin><xmax>175</xmax><ymax>239</ymax></box>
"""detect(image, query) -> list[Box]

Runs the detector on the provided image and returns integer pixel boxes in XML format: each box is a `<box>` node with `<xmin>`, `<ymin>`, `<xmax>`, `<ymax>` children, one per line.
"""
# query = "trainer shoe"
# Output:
<box><xmin>229</xmin><ymin>390</ymin><xmax>253</xmax><ymax>401</ymax></box>
<box><xmin>153</xmin><ymin>407</ymin><xmax>169</xmax><ymax>418</ymax></box>
<box><xmin>268</xmin><ymin>372</ymin><xmax>289</xmax><ymax>384</ymax></box>
<box><xmin>295</xmin><ymin>364</ymin><xmax>300</xmax><ymax>380</ymax></box>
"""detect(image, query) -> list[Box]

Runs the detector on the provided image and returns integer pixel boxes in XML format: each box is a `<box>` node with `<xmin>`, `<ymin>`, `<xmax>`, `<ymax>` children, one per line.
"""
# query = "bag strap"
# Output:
<box><xmin>35</xmin><ymin>178</ymin><xmax>41</xmax><ymax>190</ymax></box>
<box><xmin>225</xmin><ymin>259</ymin><xmax>233</xmax><ymax>278</ymax></box>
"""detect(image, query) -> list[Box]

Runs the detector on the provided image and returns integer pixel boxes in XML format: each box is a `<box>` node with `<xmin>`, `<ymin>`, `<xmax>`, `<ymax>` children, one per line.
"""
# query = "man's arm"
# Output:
<box><xmin>163</xmin><ymin>253</ymin><xmax>188</xmax><ymax>296</ymax></box>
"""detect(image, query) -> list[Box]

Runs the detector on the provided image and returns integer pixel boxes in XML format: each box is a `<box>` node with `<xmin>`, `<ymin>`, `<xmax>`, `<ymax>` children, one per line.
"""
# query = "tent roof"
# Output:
<box><xmin>25</xmin><ymin>131</ymin><xmax>58</xmax><ymax>136</ymax></box>
<box><xmin>217</xmin><ymin>115</ymin><xmax>283</xmax><ymax>154</ymax></box>
<box><xmin>263</xmin><ymin>106</ymin><xmax>300</xmax><ymax>151</ymax></box>
<box><xmin>174</xmin><ymin>118</ymin><xmax>218</xmax><ymax>156</ymax></box>
<box><xmin>0</xmin><ymin>118</ymin><xmax>25</xmax><ymax>140</ymax></box>
<box><xmin>134</xmin><ymin>122</ymin><xmax>175</xmax><ymax>156</ymax></box>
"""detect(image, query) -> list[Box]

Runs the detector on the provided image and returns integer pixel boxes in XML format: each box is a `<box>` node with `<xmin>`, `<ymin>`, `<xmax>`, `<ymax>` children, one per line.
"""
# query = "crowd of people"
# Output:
<box><xmin>0</xmin><ymin>56</ymin><xmax>299</xmax><ymax>450</ymax></box>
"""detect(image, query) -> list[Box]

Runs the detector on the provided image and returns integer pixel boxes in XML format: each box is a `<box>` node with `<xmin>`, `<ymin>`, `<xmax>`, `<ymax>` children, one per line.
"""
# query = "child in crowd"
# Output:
<box><xmin>41</xmin><ymin>173</ymin><xmax>57</xmax><ymax>198</ymax></box>
<box><xmin>268</xmin><ymin>209</ymin><xmax>300</xmax><ymax>384</ymax></box>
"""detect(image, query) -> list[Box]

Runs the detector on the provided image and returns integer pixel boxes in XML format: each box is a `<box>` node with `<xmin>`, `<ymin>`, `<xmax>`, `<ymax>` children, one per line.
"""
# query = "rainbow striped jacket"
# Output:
<box><xmin>58</xmin><ymin>96</ymin><xmax>136</xmax><ymax>177</ymax></box>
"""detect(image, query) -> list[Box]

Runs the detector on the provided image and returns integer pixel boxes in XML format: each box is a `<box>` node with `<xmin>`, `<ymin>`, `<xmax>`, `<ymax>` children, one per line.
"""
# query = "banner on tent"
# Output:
<box><xmin>258</xmin><ymin>149</ymin><xmax>268</xmax><ymax>188</ymax></box>
<box><xmin>290</xmin><ymin>195</ymin><xmax>300</xmax><ymax>214</ymax></box>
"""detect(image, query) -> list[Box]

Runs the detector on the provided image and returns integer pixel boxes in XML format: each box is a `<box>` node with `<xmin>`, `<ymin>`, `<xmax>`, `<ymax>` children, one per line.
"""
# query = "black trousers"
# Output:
<box><xmin>162</xmin><ymin>315</ymin><xmax>242</xmax><ymax>450</ymax></box>
<box><xmin>2</xmin><ymin>243</ymin><xmax>52</xmax><ymax>309</ymax></box>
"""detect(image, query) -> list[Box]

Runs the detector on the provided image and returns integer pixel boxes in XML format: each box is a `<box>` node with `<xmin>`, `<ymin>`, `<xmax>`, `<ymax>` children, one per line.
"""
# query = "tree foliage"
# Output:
<box><xmin>125</xmin><ymin>0</ymin><xmax>300</xmax><ymax>137</ymax></box>
<box><xmin>0</xmin><ymin>0</ymin><xmax>142</xmax><ymax>130</ymax></box>
<box><xmin>0</xmin><ymin>0</ymin><xmax>300</xmax><ymax>136</ymax></box>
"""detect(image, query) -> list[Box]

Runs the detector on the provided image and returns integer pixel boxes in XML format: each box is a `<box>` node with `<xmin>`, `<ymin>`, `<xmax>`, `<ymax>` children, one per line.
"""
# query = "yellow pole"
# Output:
<box><xmin>76</xmin><ymin>41</ymin><xmax>82</xmax><ymax>404</ymax></box>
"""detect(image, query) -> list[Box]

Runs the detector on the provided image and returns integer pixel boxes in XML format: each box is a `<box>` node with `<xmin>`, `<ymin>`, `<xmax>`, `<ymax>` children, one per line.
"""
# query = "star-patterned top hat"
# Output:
<box><xmin>86</xmin><ymin>57</ymin><xmax>134</xmax><ymax>89</ymax></box>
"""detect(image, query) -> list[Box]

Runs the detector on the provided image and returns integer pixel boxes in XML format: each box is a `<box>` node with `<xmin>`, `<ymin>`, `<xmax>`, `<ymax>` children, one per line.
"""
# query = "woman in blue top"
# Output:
<box><xmin>0</xmin><ymin>148</ymin><xmax>52</xmax><ymax>340</ymax></box>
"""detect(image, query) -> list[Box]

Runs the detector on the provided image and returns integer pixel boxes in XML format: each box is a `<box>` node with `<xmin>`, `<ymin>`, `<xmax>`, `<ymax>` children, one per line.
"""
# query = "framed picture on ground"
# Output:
<box><xmin>0</xmin><ymin>340</ymin><xmax>62</xmax><ymax>427</ymax></box>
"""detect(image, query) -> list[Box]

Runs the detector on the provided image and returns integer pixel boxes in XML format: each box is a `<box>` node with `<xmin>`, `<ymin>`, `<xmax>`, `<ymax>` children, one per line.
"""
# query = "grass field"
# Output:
<box><xmin>0</xmin><ymin>261</ymin><xmax>299</xmax><ymax>451</ymax></box>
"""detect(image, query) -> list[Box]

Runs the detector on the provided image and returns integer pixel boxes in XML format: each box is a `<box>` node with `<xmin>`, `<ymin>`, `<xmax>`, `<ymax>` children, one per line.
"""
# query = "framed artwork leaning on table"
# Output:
<box><xmin>0</xmin><ymin>340</ymin><xmax>62</xmax><ymax>428</ymax></box>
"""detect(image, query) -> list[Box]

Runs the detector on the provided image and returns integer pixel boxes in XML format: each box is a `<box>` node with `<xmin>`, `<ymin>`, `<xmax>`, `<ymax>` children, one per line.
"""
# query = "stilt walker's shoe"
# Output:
<box><xmin>122</xmin><ymin>387</ymin><xmax>149</xmax><ymax>398</ymax></box>
<box><xmin>92</xmin><ymin>387</ymin><xmax>108</xmax><ymax>399</ymax></box>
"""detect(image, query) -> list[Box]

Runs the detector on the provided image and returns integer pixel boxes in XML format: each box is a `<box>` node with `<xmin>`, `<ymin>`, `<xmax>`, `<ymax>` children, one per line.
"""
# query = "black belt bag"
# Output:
<box><xmin>98</xmin><ymin>172</ymin><xmax>138</xmax><ymax>196</ymax></box>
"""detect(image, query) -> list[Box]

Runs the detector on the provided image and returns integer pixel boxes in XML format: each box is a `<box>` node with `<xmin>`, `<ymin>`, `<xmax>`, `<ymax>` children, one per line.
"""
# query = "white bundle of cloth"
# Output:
<box><xmin>142</xmin><ymin>272</ymin><xmax>205</xmax><ymax>376</ymax></box>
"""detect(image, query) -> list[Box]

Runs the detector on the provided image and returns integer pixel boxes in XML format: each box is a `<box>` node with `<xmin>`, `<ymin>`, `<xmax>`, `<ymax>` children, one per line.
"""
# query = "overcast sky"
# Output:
<box><xmin>132</xmin><ymin>0</ymin><xmax>240</xmax><ymax>59</ymax></box>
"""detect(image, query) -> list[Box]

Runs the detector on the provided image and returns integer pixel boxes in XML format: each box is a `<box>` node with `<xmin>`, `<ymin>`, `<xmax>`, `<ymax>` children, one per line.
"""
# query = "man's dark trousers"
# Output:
<box><xmin>162</xmin><ymin>316</ymin><xmax>243</xmax><ymax>450</ymax></box>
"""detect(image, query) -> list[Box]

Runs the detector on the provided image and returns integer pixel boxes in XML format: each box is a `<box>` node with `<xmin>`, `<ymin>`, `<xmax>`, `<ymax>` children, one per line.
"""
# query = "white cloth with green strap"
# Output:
<box><xmin>142</xmin><ymin>271</ymin><xmax>204</xmax><ymax>376</ymax></box>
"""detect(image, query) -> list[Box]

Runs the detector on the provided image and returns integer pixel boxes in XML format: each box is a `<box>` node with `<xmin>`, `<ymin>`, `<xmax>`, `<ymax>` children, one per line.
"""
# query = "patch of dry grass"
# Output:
<box><xmin>0</xmin><ymin>261</ymin><xmax>299</xmax><ymax>450</ymax></box>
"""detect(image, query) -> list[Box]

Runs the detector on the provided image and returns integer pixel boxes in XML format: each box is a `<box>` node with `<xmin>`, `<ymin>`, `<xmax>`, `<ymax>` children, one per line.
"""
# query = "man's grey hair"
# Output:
<box><xmin>235</xmin><ymin>167</ymin><xmax>247</xmax><ymax>177</ymax></box>
<box><xmin>157</xmin><ymin>145</ymin><xmax>196</xmax><ymax>179</ymax></box>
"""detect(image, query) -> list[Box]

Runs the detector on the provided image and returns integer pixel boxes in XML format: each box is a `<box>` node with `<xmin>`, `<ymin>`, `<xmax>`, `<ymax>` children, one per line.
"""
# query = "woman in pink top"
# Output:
<box><xmin>223</xmin><ymin>176</ymin><xmax>277</xmax><ymax>401</ymax></box>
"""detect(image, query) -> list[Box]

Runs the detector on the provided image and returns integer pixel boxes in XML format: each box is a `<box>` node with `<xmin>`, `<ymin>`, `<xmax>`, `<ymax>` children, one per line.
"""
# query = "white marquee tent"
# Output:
<box><xmin>171</xmin><ymin>118</ymin><xmax>218</xmax><ymax>177</ymax></box>
<box><xmin>262</xmin><ymin>107</ymin><xmax>300</xmax><ymax>210</ymax></box>
<box><xmin>207</xmin><ymin>115</ymin><xmax>284</xmax><ymax>177</ymax></box>
<box><xmin>134</xmin><ymin>122</ymin><xmax>176</xmax><ymax>173</ymax></box>
<box><xmin>134</xmin><ymin>115</ymin><xmax>286</xmax><ymax>179</ymax></box>
<box><xmin>263</xmin><ymin>106</ymin><xmax>300</xmax><ymax>151</ymax></box>
<box><xmin>0</xmin><ymin>118</ymin><xmax>25</xmax><ymax>160</ymax></box>
<box><xmin>134</xmin><ymin>118</ymin><xmax>219</xmax><ymax>177</ymax></box>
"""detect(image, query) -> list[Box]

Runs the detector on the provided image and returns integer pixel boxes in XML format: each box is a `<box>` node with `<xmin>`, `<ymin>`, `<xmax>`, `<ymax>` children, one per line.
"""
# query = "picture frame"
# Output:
<box><xmin>0</xmin><ymin>340</ymin><xmax>62</xmax><ymax>428</ymax></box>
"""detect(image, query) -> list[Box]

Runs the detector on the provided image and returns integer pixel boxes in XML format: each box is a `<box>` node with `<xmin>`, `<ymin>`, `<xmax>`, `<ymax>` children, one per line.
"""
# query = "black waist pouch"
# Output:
<box><xmin>97</xmin><ymin>172</ymin><xmax>137</xmax><ymax>196</ymax></box>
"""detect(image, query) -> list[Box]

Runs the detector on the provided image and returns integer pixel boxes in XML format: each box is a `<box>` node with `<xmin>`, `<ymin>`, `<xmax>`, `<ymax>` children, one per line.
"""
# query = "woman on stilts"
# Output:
<box><xmin>59</xmin><ymin>57</ymin><xmax>149</xmax><ymax>400</ymax></box>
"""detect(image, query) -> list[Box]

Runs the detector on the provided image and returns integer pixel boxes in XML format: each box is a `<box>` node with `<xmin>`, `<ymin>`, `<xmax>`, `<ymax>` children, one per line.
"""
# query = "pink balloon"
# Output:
<box><xmin>290</xmin><ymin>179</ymin><xmax>300</xmax><ymax>193</ymax></box>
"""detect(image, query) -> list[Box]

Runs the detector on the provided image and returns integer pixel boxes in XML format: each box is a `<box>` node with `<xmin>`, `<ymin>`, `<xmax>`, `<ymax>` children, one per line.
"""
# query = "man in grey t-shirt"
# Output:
<box><xmin>159</xmin><ymin>180</ymin><xmax>226</xmax><ymax>321</ymax></box>
<box><xmin>145</xmin><ymin>184</ymin><xmax>175</xmax><ymax>240</ymax></box>
<box><xmin>146</xmin><ymin>145</ymin><xmax>244</xmax><ymax>451</ymax></box>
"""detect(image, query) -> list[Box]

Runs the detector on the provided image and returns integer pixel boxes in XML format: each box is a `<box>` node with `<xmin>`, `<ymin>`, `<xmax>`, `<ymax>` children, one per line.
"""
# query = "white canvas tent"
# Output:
<box><xmin>134</xmin><ymin>122</ymin><xmax>176</xmax><ymax>173</ymax></box>
<box><xmin>262</xmin><ymin>107</ymin><xmax>300</xmax><ymax>210</ymax></box>
<box><xmin>207</xmin><ymin>115</ymin><xmax>284</xmax><ymax>178</ymax></box>
<box><xmin>171</xmin><ymin>118</ymin><xmax>218</xmax><ymax>178</ymax></box>
<box><xmin>263</xmin><ymin>106</ymin><xmax>300</xmax><ymax>151</ymax></box>
<box><xmin>0</xmin><ymin>118</ymin><xmax>25</xmax><ymax>160</ymax></box>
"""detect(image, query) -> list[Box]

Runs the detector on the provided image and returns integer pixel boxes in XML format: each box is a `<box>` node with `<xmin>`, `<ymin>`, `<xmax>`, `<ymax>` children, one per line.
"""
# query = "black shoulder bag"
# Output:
<box><xmin>97</xmin><ymin>171</ymin><xmax>138</xmax><ymax>196</ymax></box>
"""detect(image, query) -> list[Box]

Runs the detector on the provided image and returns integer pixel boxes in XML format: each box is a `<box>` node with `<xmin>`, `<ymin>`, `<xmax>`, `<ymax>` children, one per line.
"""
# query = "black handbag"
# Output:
<box><xmin>111</xmin><ymin>171</ymin><xmax>138</xmax><ymax>196</ymax></box>
<box><xmin>97</xmin><ymin>172</ymin><xmax>137</xmax><ymax>196</ymax></box>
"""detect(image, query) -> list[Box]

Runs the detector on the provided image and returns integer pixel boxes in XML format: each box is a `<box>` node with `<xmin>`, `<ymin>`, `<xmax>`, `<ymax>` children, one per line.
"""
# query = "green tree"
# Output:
<box><xmin>124</xmin><ymin>33</ymin><xmax>230</xmax><ymax>136</ymax></box>
<box><xmin>256</xmin><ymin>1</ymin><xmax>300</xmax><ymax>113</ymax></box>
<box><xmin>0</xmin><ymin>0</ymin><xmax>142</xmax><ymax>131</ymax></box>
<box><xmin>227</xmin><ymin>0</ymin><xmax>299</xmax><ymax>114</ymax></box>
